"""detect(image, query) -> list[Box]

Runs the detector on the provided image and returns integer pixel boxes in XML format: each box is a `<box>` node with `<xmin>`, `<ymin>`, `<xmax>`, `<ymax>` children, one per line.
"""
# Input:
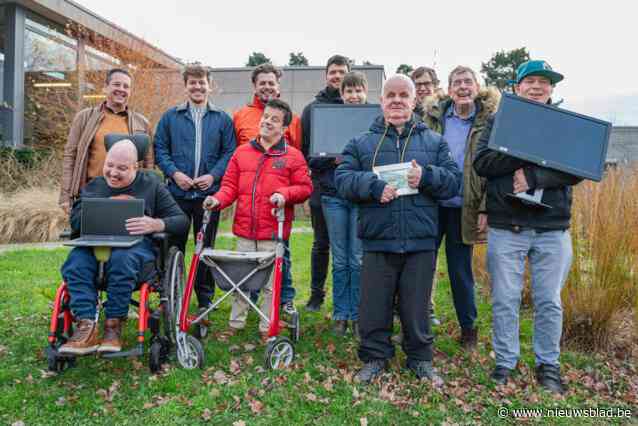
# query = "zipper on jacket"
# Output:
<box><xmin>250</xmin><ymin>155</ymin><xmax>267</xmax><ymax>239</ymax></box>
<box><xmin>397</xmin><ymin>136</ymin><xmax>406</xmax><ymax>253</ymax></box>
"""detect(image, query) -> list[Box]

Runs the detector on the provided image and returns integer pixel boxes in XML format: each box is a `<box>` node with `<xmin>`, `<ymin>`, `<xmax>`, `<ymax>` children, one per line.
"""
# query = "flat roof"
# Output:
<box><xmin>5</xmin><ymin>0</ymin><xmax>182</xmax><ymax>69</ymax></box>
<box><xmin>212</xmin><ymin>65</ymin><xmax>385</xmax><ymax>74</ymax></box>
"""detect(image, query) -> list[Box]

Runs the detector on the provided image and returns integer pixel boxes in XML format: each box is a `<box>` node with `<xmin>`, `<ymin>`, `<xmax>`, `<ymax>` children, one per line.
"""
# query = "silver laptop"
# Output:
<box><xmin>65</xmin><ymin>198</ymin><xmax>145</xmax><ymax>248</ymax></box>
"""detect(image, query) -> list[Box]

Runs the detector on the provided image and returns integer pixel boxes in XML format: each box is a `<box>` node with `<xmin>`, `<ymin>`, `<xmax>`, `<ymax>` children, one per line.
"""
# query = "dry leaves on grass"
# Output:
<box><xmin>96</xmin><ymin>381</ymin><xmax>120</xmax><ymax>403</ymax></box>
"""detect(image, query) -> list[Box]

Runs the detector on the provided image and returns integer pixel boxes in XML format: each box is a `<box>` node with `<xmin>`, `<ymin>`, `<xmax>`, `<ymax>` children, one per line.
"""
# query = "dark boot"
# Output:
<box><xmin>355</xmin><ymin>359</ymin><xmax>388</xmax><ymax>384</ymax></box>
<box><xmin>536</xmin><ymin>364</ymin><xmax>565</xmax><ymax>394</ymax></box>
<box><xmin>333</xmin><ymin>320</ymin><xmax>347</xmax><ymax>336</ymax></box>
<box><xmin>460</xmin><ymin>326</ymin><xmax>478</xmax><ymax>349</ymax></box>
<box><xmin>490</xmin><ymin>365</ymin><xmax>512</xmax><ymax>385</ymax></box>
<box><xmin>305</xmin><ymin>292</ymin><xmax>324</xmax><ymax>312</ymax></box>
<box><xmin>406</xmin><ymin>359</ymin><xmax>442</xmax><ymax>382</ymax></box>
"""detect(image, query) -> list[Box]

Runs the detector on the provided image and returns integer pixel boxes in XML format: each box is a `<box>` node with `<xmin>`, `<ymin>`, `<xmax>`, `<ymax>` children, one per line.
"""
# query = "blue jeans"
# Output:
<box><xmin>488</xmin><ymin>228</ymin><xmax>572</xmax><ymax>369</ymax></box>
<box><xmin>322</xmin><ymin>195</ymin><xmax>362</xmax><ymax>320</ymax></box>
<box><xmin>61</xmin><ymin>239</ymin><xmax>156</xmax><ymax>320</ymax></box>
<box><xmin>251</xmin><ymin>240</ymin><xmax>295</xmax><ymax>305</ymax></box>
<box><xmin>435</xmin><ymin>206</ymin><xmax>477</xmax><ymax>330</ymax></box>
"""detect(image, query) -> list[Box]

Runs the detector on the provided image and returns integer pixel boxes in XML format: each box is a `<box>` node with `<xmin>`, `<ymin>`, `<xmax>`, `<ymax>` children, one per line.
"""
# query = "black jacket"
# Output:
<box><xmin>70</xmin><ymin>171</ymin><xmax>189</xmax><ymax>238</ymax></box>
<box><xmin>301</xmin><ymin>86</ymin><xmax>343</xmax><ymax>205</ymax></box>
<box><xmin>335</xmin><ymin>116</ymin><xmax>461</xmax><ymax>253</ymax></box>
<box><xmin>473</xmin><ymin>115</ymin><xmax>583</xmax><ymax>231</ymax></box>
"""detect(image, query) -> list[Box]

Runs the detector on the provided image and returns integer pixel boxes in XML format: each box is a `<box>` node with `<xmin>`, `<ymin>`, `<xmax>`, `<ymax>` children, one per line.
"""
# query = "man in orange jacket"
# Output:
<box><xmin>233</xmin><ymin>63</ymin><xmax>302</xmax><ymax>150</ymax></box>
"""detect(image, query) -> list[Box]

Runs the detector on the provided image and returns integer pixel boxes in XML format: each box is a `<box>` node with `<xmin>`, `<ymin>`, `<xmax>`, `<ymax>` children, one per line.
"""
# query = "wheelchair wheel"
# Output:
<box><xmin>46</xmin><ymin>346</ymin><xmax>74</xmax><ymax>373</ymax></box>
<box><xmin>264</xmin><ymin>337</ymin><xmax>294</xmax><ymax>370</ymax></box>
<box><xmin>148</xmin><ymin>336</ymin><xmax>171</xmax><ymax>373</ymax></box>
<box><xmin>290</xmin><ymin>312</ymin><xmax>300</xmax><ymax>342</ymax></box>
<box><xmin>176</xmin><ymin>334</ymin><xmax>204</xmax><ymax>369</ymax></box>
<box><xmin>163</xmin><ymin>247</ymin><xmax>184</xmax><ymax>343</ymax></box>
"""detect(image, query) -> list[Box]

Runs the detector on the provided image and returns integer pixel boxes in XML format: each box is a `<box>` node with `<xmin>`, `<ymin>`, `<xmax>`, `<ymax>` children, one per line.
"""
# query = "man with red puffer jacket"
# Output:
<box><xmin>204</xmin><ymin>99</ymin><xmax>312</xmax><ymax>341</ymax></box>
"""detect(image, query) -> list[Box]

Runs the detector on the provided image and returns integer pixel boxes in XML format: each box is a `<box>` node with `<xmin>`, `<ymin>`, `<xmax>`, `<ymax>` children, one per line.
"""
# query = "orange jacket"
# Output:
<box><xmin>233</xmin><ymin>95</ymin><xmax>302</xmax><ymax>150</ymax></box>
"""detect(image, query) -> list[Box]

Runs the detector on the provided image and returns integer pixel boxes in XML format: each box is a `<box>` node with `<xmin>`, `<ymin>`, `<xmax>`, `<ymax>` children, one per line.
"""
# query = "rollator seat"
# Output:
<box><xmin>200</xmin><ymin>248</ymin><xmax>275</xmax><ymax>292</ymax></box>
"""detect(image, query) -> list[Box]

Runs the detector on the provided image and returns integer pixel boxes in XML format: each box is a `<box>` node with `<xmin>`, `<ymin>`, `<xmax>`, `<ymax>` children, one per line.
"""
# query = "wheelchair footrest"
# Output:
<box><xmin>101</xmin><ymin>344</ymin><xmax>143</xmax><ymax>359</ymax></box>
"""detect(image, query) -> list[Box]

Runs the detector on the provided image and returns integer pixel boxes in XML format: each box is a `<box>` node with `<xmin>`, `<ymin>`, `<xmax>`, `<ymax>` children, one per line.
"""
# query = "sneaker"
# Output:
<box><xmin>282</xmin><ymin>301</ymin><xmax>297</xmax><ymax>316</ymax></box>
<box><xmin>333</xmin><ymin>320</ymin><xmax>347</xmax><ymax>336</ymax></box>
<box><xmin>490</xmin><ymin>365</ymin><xmax>512</xmax><ymax>385</ymax></box>
<box><xmin>406</xmin><ymin>359</ymin><xmax>441</xmax><ymax>381</ymax></box>
<box><xmin>354</xmin><ymin>359</ymin><xmax>388</xmax><ymax>384</ymax></box>
<box><xmin>536</xmin><ymin>364</ymin><xmax>565</xmax><ymax>394</ymax></box>
<box><xmin>305</xmin><ymin>293</ymin><xmax>323</xmax><ymax>312</ymax></box>
<box><xmin>59</xmin><ymin>319</ymin><xmax>99</xmax><ymax>355</ymax></box>
<box><xmin>98</xmin><ymin>318</ymin><xmax>123</xmax><ymax>353</ymax></box>
<box><xmin>460</xmin><ymin>326</ymin><xmax>478</xmax><ymax>349</ymax></box>
<box><xmin>429</xmin><ymin>310</ymin><xmax>441</xmax><ymax>327</ymax></box>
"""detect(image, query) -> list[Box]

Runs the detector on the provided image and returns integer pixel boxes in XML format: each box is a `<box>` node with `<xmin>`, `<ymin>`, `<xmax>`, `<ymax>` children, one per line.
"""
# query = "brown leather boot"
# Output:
<box><xmin>98</xmin><ymin>318</ymin><xmax>123</xmax><ymax>353</ymax></box>
<box><xmin>460</xmin><ymin>326</ymin><xmax>478</xmax><ymax>349</ymax></box>
<box><xmin>59</xmin><ymin>319</ymin><xmax>99</xmax><ymax>355</ymax></box>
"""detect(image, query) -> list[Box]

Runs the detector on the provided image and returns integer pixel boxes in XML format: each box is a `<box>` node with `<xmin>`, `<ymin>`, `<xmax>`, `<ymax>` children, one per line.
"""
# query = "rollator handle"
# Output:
<box><xmin>271</xmin><ymin>207</ymin><xmax>285</xmax><ymax>223</ymax></box>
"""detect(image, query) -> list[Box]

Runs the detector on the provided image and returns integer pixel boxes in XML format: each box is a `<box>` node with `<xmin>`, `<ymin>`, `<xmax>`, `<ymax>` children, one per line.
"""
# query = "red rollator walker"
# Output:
<box><xmin>174</xmin><ymin>207</ymin><xmax>299</xmax><ymax>370</ymax></box>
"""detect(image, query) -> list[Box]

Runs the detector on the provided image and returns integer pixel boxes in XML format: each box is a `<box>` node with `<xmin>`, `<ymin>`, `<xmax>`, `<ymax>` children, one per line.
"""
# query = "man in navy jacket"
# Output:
<box><xmin>336</xmin><ymin>75</ymin><xmax>460</xmax><ymax>384</ymax></box>
<box><xmin>154</xmin><ymin>65</ymin><xmax>236</xmax><ymax>310</ymax></box>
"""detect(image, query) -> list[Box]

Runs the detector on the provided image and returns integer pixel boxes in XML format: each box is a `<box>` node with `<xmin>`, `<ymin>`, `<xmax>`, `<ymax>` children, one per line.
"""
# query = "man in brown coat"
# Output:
<box><xmin>59</xmin><ymin>68</ymin><xmax>153</xmax><ymax>213</ymax></box>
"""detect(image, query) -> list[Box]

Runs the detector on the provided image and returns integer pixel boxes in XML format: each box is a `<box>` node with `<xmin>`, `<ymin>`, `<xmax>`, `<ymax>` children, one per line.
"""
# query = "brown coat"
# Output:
<box><xmin>422</xmin><ymin>87</ymin><xmax>501</xmax><ymax>244</ymax></box>
<box><xmin>59</xmin><ymin>104</ymin><xmax>153</xmax><ymax>206</ymax></box>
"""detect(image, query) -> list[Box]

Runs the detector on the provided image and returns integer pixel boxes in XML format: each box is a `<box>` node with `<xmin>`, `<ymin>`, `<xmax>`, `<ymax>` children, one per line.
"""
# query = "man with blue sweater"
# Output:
<box><xmin>336</xmin><ymin>75</ymin><xmax>461</xmax><ymax>383</ymax></box>
<box><xmin>154</xmin><ymin>64</ymin><xmax>236</xmax><ymax>310</ymax></box>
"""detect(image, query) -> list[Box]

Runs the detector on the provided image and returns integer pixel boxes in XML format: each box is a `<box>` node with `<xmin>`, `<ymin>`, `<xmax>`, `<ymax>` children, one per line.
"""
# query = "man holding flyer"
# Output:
<box><xmin>335</xmin><ymin>74</ymin><xmax>460</xmax><ymax>384</ymax></box>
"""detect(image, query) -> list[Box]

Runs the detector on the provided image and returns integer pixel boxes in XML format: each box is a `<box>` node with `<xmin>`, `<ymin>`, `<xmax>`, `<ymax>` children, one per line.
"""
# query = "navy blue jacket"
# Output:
<box><xmin>335</xmin><ymin>116</ymin><xmax>461</xmax><ymax>253</ymax></box>
<box><xmin>154</xmin><ymin>101</ymin><xmax>236</xmax><ymax>200</ymax></box>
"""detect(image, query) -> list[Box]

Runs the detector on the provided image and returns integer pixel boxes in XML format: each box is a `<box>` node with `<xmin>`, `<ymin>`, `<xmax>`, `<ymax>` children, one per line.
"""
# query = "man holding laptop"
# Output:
<box><xmin>59</xmin><ymin>140</ymin><xmax>188</xmax><ymax>355</ymax></box>
<box><xmin>473</xmin><ymin>60</ymin><xmax>583</xmax><ymax>394</ymax></box>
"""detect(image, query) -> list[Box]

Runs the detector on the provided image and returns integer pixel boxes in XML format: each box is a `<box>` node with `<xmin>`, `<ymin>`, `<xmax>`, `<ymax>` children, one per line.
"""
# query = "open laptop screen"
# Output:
<box><xmin>487</xmin><ymin>93</ymin><xmax>611</xmax><ymax>182</ymax></box>
<box><xmin>81</xmin><ymin>198</ymin><xmax>145</xmax><ymax>236</ymax></box>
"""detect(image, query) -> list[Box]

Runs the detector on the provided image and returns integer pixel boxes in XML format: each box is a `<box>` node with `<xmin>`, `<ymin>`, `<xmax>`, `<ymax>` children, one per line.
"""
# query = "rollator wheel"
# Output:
<box><xmin>163</xmin><ymin>247</ymin><xmax>184</xmax><ymax>344</ymax></box>
<box><xmin>148</xmin><ymin>339</ymin><xmax>170</xmax><ymax>373</ymax></box>
<box><xmin>290</xmin><ymin>312</ymin><xmax>300</xmax><ymax>342</ymax></box>
<box><xmin>264</xmin><ymin>337</ymin><xmax>295</xmax><ymax>370</ymax></box>
<box><xmin>177</xmin><ymin>334</ymin><xmax>205</xmax><ymax>369</ymax></box>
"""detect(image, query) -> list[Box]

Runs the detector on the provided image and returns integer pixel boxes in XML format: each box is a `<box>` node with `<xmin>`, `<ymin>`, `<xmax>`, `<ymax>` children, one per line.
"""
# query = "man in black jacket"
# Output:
<box><xmin>59</xmin><ymin>140</ymin><xmax>188</xmax><ymax>356</ymax></box>
<box><xmin>300</xmin><ymin>54</ymin><xmax>350</xmax><ymax>311</ymax></box>
<box><xmin>336</xmin><ymin>75</ymin><xmax>460</xmax><ymax>383</ymax></box>
<box><xmin>473</xmin><ymin>60</ymin><xmax>582</xmax><ymax>394</ymax></box>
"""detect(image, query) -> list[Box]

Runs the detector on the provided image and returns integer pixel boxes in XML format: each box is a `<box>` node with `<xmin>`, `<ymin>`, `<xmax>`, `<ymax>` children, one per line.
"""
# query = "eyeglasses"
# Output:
<box><xmin>414</xmin><ymin>82</ymin><xmax>435</xmax><ymax>89</ymax></box>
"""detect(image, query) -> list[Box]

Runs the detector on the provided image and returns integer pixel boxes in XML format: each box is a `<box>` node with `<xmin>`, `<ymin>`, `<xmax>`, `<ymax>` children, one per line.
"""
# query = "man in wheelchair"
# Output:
<box><xmin>59</xmin><ymin>140</ymin><xmax>188</xmax><ymax>355</ymax></box>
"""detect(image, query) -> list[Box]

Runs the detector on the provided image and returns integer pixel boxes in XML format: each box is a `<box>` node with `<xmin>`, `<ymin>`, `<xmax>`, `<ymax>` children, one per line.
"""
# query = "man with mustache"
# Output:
<box><xmin>474</xmin><ymin>60</ymin><xmax>581</xmax><ymax>394</ymax></box>
<box><xmin>59</xmin><ymin>140</ymin><xmax>188</xmax><ymax>355</ymax></box>
<box><xmin>336</xmin><ymin>75</ymin><xmax>460</xmax><ymax>383</ymax></box>
<box><xmin>301</xmin><ymin>54</ymin><xmax>351</xmax><ymax>312</ymax></box>
<box><xmin>423</xmin><ymin>66</ymin><xmax>500</xmax><ymax>350</ymax></box>
<box><xmin>59</xmin><ymin>68</ymin><xmax>153</xmax><ymax>214</ymax></box>
<box><xmin>154</xmin><ymin>64</ymin><xmax>236</xmax><ymax>313</ymax></box>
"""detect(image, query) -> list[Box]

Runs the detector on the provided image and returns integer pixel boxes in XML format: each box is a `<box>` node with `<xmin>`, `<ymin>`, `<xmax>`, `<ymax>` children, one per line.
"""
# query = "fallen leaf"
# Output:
<box><xmin>303</xmin><ymin>372</ymin><xmax>312</xmax><ymax>384</ymax></box>
<box><xmin>305</xmin><ymin>393</ymin><xmax>318</xmax><ymax>402</ymax></box>
<box><xmin>202</xmin><ymin>408</ymin><xmax>212</xmax><ymax>421</ymax></box>
<box><xmin>249</xmin><ymin>399</ymin><xmax>264</xmax><ymax>414</ymax></box>
<box><xmin>360</xmin><ymin>417</ymin><xmax>368</xmax><ymax>426</ymax></box>
<box><xmin>327</xmin><ymin>342</ymin><xmax>336</xmax><ymax>353</ymax></box>
<box><xmin>209</xmin><ymin>388</ymin><xmax>221</xmax><ymax>398</ymax></box>
<box><xmin>55</xmin><ymin>396</ymin><xmax>66</xmax><ymax>406</ymax></box>
<box><xmin>230</xmin><ymin>359</ymin><xmax>241</xmax><ymax>374</ymax></box>
<box><xmin>213</xmin><ymin>370</ymin><xmax>229</xmax><ymax>384</ymax></box>
<box><xmin>11</xmin><ymin>422</ymin><xmax>25</xmax><ymax>426</ymax></box>
<box><xmin>0</xmin><ymin>345</ymin><xmax>8</xmax><ymax>357</ymax></box>
<box><xmin>143</xmin><ymin>402</ymin><xmax>154</xmax><ymax>409</ymax></box>
<box><xmin>229</xmin><ymin>345</ymin><xmax>240</xmax><ymax>353</ymax></box>
<box><xmin>244</xmin><ymin>343</ymin><xmax>256</xmax><ymax>352</ymax></box>
<box><xmin>232</xmin><ymin>422</ymin><xmax>246</xmax><ymax>426</ymax></box>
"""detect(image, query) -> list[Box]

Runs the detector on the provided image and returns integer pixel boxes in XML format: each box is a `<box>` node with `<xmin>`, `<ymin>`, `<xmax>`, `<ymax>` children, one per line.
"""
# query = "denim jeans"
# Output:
<box><xmin>62</xmin><ymin>238</ymin><xmax>156</xmax><ymax>320</ymax></box>
<box><xmin>487</xmin><ymin>227</ymin><xmax>573</xmax><ymax>369</ymax></box>
<box><xmin>321</xmin><ymin>195</ymin><xmax>362</xmax><ymax>320</ymax></box>
<box><xmin>435</xmin><ymin>206</ymin><xmax>477</xmax><ymax>330</ymax></box>
<box><xmin>281</xmin><ymin>240</ymin><xmax>295</xmax><ymax>304</ymax></box>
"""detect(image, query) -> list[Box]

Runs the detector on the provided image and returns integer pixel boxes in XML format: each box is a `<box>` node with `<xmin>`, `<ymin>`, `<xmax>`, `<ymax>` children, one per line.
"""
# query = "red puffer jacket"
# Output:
<box><xmin>214</xmin><ymin>138</ymin><xmax>312</xmax><ymax>241</ymax></box>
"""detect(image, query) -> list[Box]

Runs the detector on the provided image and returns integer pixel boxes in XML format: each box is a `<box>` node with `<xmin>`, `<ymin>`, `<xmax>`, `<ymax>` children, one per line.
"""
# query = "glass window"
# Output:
<box><xmin>23</xmin><ymin>14</ymin><xmax>78</xmax><ymax>147</ymax></box>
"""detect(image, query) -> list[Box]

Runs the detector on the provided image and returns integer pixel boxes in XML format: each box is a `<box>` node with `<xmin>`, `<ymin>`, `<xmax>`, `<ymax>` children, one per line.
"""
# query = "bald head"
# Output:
<box><xmin>103</xmin><ymin>139</ymin><xmax>139</xmax><ymax>188</ymax></box>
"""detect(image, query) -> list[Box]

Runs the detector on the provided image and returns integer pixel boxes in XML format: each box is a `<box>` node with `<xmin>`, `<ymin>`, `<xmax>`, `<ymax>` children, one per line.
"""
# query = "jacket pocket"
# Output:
<box><xmin>404</xmin><ymin>196</ymin><xmax>437</xmax><ymax>239</ymax></box>
<box><xmin>357</xmin><ymin>204</ymin><xmax>396</xmax><ymax>240</ymax></box>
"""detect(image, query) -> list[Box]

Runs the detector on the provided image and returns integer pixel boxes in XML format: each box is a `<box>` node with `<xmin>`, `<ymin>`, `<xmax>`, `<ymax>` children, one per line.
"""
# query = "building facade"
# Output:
<box><xmin>0</xmin><ymin>0</ymin><xmax>182</xmax><ymax>148</ymax></box>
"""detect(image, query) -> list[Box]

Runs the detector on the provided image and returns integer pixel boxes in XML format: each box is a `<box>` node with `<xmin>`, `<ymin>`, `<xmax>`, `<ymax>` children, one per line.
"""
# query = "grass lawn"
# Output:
<box><xmin>0</xmin><ymin>221</ymin><xmax>636</xmax><ymax>425</ymax></box>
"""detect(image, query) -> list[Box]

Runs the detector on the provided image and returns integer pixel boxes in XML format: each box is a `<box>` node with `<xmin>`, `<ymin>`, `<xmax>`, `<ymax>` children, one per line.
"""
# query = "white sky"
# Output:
<box><xmin>77</xmin><ymin>0</ymin><xmax>638</xmax><ymax>123</ymax></box>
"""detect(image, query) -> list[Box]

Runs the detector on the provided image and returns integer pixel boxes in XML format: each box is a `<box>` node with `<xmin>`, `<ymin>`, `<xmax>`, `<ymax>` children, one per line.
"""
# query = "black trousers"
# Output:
<box><xmin>358</xmin><ymin>250</ymin><xmax>435</xmax><ymax>362</ymax></box>
<box><xmin>173</xmin><ymin>198</ymin><xmax>220</xmax><ymax>308</ymax></box>
<box><xmin>435</xmin><ymin>206</ymin><xmax>477</xmax><ymax>330</ymax></box>
<box><xmin>309</xmin><ymin>200</ymin><xmax>330</xmax><ymax>299</ymax></box>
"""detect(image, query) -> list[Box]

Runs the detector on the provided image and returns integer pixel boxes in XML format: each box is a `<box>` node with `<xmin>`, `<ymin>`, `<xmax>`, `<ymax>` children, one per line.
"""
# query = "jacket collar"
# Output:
<box><xmin>249</xmin><ymin>94</ymin><xmax>266</xmax><ymax>110</ymax></box>
<box><xmin>250</xmin><ymin>137</ymin><xmax>287</xmax><ymax>156</ymax></box>
<box><xmin>176</xmin><ymin>99</ymin><xmax>221</xmax><ymax>113</ymax></box>
<box><xmin>100</xmin><ymin>101</ymin><xmax>128</xmax><ymax>117</ymax></box>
